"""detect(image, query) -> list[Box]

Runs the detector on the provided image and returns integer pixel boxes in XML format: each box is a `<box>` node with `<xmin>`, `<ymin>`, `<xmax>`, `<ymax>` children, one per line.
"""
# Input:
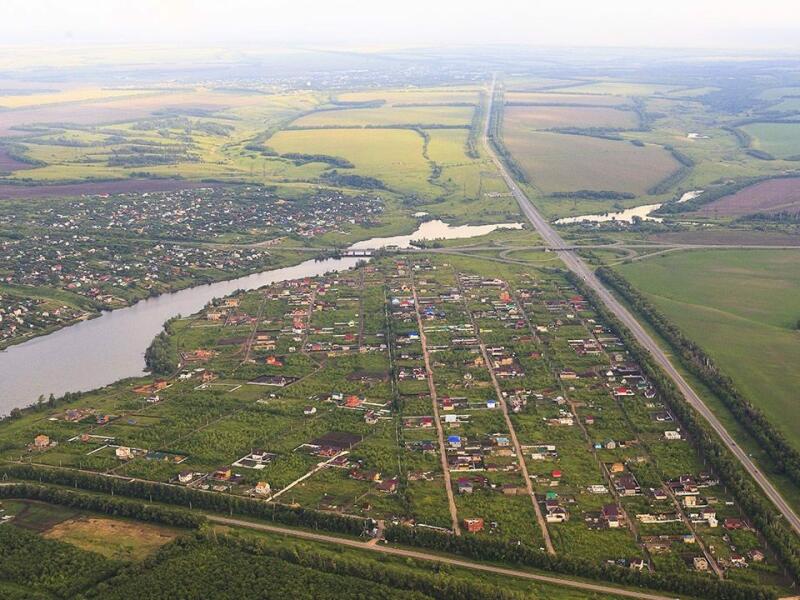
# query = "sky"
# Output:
<box><xmin>2</xmin><ymin>0</ymin><xmax>799</xmax><ymax>50</ymax></box>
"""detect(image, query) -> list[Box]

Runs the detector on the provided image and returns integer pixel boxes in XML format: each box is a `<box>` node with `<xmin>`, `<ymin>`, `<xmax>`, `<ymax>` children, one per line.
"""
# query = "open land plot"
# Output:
<box><xmin>502</xmin><ymin>131</ymin><xmax>680</xmax><ymax>195</ymax></box>
<box><xmin>505</xmin><ymin>91</ymin><xmax>632</xmax><ymax>106</ymax></box>
<box><xmin>504</xmin><ymin>105</ymin><xmax>639</xmax><ymax>130</ymax></box>
<box><xmin>620</xmin><ymin>249</ymin><xmax>800</xmax><ymax>449</ymax></box>
<box><xmin>740</xmin><ymin>122</ymin><xmax>800</xmax><ymax>158</ymax></box>
<box><xmin>268</xmin><ymin>127</ymin><xmax>434</xmax><ymax>193</ymax></box>
<box><xmin>335</xmin><ymin>89</ymin><xmax>481</xmax><ymax>106</ymax></box>
<box><xmin>758</xmin><ymin>87</ymin><xmax>800</xmax><ymax>101</ymax></box>
<box><xmin>693</xmin><ymin>177</ymin><xmax>800</xmax><ymax>217</ymax></box>
<box><xmin>548</xmin><ymin>81</ymin><xmax>683</xmax><ymax>96</ymax></box>
<box><xmin>0</xmin><ymin>86</ymin><xmax>157</xmax><ymax>109</ymax></box>
<box><xmin>769</xmin><ymin>98</ymin><xmax>800</xmax><ymax>112</ymax></box>
<box><xmin>291</xmin><ymin>105</ymin><xmax>474</xmax><ymax>127</ymax></box>
<box><xmin>44</xmin><ymin>516</ymin><xmax>180</xmax><ymax>561</ymax></box>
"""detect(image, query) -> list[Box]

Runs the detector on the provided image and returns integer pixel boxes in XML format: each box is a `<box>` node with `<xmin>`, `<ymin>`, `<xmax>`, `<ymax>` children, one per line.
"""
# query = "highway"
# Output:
<box><xmin>207</xmin><ymin>515</ymin><xmax>677</xmax><ymax>600</ymax></box>
<box><xmin>482</xmin><ymin>77</ymin><xmax>800</xmax><ymax>536</ymax></box>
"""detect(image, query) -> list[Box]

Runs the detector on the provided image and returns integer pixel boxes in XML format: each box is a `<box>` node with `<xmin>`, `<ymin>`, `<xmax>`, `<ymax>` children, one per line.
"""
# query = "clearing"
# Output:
<box><xmin>44</xmin><ymin>516</ymin><xmax>180</xmax><ymax>561</ymax></box>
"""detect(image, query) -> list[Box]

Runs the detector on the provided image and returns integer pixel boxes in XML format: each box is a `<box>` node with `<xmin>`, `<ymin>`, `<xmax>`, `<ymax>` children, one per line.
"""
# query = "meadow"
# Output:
<box><xmin>619</xmin><ymin>249</ymin><xmax>800</xmax><ymax>448</ymax></box>
<box><xmin>740</xmin><ymin>122</ymin><xmax>800</xmax><ymax>158</ymax></box>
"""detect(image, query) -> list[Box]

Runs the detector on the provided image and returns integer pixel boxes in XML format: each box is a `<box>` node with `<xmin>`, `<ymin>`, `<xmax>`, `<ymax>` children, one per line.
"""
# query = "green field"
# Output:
<box><xmin>619</xmin><ymin>250</ymin><xmax>800</xmax><ymax>448</ymax></box>
<box><xmin>269</xmin><ymin>127</ymin><xmax>433</xmax><ymax>192</ymax></box>
<box><xmin>502</xmin><ymin>130</ymin><xmax>679</xmax><ymax>195</ymax></box>
<box><xmin>741</xmin><ymin>122</ymin><xmax>800</xmax><ymax>158</ymax></box>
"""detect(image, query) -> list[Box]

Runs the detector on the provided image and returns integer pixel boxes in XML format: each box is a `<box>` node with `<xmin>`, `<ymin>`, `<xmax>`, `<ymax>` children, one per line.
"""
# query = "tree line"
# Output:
<box><xmin>0</xmin><ymin>464</ymin><xmax>370</xmax><ymax>537</ymax></box>
<box><xmin>384</xmin><ymin>525</ymin><xmax>773</xmax><ymax>600</ymax></box>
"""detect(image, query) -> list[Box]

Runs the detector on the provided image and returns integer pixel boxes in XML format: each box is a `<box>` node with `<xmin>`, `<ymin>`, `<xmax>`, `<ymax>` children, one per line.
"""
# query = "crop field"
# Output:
<box><xmin>0</xmin><ymin>86</ymin><xmax>155</xmax><ymax>109</ymax></box>
<box><xmin>740</xmin><ymin>122</ymin><xmax>800</xmax><ymax>158</ymax></box>
<box><xmin>0</xmin><ymin>254</ymin><xmax>788</xmax><ymax>589</ymax></box>
<box><xmin>335</xmin><ymin>88</ymin><xmax>481</xmax><ymax>105</ymax></box>
<box><xmin>502</xmin><ymin>130</ymin><xmax>679</xmax><ymax>194</ymax></box>
<box><xmin>548</xmin><ymin>81</ymin><xmax>683</xmax><ymax>96</ymax></box>
<box><xmin>505</xmin><ymin>91</ymin><xmax>631</xmax><ymax>106</ymax></box>
<box><xmin>504</xmin><ymin>105</ymin><xmax>639</xmax><ymax>130</ymax></box>
<box><xmin>619</xmin><ymin>250</ymin><xmax>800</xmax><ymax>448</ymax></box>
<box><xmin>694</xmin><ymin>177</ymin><xmax>800</xmax><ymax>217</ymax></box>
<box><xmin>291</xmin><ymin>105</ymin><xmax>474</xmax><ymax>127</ymax></box>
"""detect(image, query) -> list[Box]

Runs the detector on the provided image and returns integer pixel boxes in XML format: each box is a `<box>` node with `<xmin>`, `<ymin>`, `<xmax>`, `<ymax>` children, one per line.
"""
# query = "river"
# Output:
<box><xmin>552</xmin><ymin>190</ymin><xmax>704</xmax><ymax>225</ymax></box>
<box><xmin>0</xmin><ymin>220</ymin><xmax>521</xmax><ymax>411</ymax></box>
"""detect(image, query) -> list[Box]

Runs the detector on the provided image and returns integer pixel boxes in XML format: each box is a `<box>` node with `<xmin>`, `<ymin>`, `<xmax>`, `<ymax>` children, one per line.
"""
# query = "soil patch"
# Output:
<box><xmin>694</xmin><ymin>177</ymin><xmax>800</xmax><ymax>217</ymax></box>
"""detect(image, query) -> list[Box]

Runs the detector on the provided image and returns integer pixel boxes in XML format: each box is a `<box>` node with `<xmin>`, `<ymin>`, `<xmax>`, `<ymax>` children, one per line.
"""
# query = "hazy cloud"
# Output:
<box><xmin>1</xmin><ymin>0</ymin><xmax>799</xmax><ymax>49</ymax></box>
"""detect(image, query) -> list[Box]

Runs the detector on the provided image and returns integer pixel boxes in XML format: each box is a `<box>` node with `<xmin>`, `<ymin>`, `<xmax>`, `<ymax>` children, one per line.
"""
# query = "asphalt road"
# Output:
<box><xmin>207</xmin><ymin>515</ymin><xmax>677</xmax><ymax>600</ymax></box>
<box><xmin>482</xmin><ymin>77</ymin><xmax>800</xmax><ymax>536</ymax></box>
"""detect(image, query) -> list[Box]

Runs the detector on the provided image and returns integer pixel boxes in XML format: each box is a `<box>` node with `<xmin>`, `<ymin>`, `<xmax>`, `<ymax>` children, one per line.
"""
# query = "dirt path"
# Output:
<box><xmin>411</xmin><ymin>276</ymin><xmax>461</xmax><ymax>536</ymax></box>
<box><xmin>206</xmin><ymin>514</ymin><xmax>678</xmax><ymax>600</ymax></box>
<box><xmin>454</xmin><ymin>272</ymin><xmax>555</xmax><ymax>554</ymax></box>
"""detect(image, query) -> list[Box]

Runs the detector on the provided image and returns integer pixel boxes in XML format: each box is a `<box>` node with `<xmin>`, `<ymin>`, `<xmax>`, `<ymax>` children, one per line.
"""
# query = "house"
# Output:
<box><xmin>584</xmin><ymin>415</ymin><xmax>595</xmax><ymax>426</ymax></box>
<box><xmin>463</xmin><ymin>518</ymin><xmax>484</xmax><ymax>533</ymax></box>
<box><xmin>615</xmin><ymin>474</ymin><xmax>641</xmax><ymax>496</ymax></box>
<box><xmin>602</xmin><ymin>504</ymin><xmax>622</xmax><ymax>528</ymax></box>
<box><xmin>693</xmin><ymin>557</ymin><xmax>709</xmax><ymax>571</ymax></box>
<box><xmin>457</xmin><ymin>478</ymin><xmax>474</xmax><ymax>494</ymax></box>
<box><xmin>609</xmin><ymin>462</ymin><xmax>625</xmax><ymax>474</ymax></box>
<box><xmin>303</xmin><ymin>406</ymin><xmax>317</xmax><ymax>416</ymax></box>
<box><xmin>729</xmin><ymin>554</ymin><xmax>748</xmax><ymax>568</ymax></box>
<box><xmin>377</xmin><ymin>478</ymin><xmax>398</xmax><ymax>493</ymax></box>
<box><xmin>724</xmin><ymin>517</ymin><xmax>747</xmax><ymax>530</ymax></box>
<box><xmin>545</xmin><ymin>505</ymin><xmax>569</xmax><ymax>523</ymax></box>
<box><xmin>663</xmin><ymin>430</ymin><xmax>682</xmax><ymax>441</ymax></box>
<box><xmin>178</xmin><ymin>471</ymin><xmax>194</xmax><ymax>484</ymax></box>
<box><xmin>255</xmin><ymin>481</ymin><xmax>271</xmax><ymax>496</ymax></box>
<box><xmin>630</xmin><ymin>559</ymin><xmax>647</xmax><ymax>571</ymax></box>
<box><xmin>116</xmin><ymin>446</ymin><xmax>134</xmax><ymax>460</ymax></box>
<box><xmin>748</xmin><ymin>549</ymin><xmax>765</xmax><ymax>563</ymax></box>
<box><xmin>33</xmin><ymin>434</ymin><xmax>50</xmax><ymax>449</ymax></box>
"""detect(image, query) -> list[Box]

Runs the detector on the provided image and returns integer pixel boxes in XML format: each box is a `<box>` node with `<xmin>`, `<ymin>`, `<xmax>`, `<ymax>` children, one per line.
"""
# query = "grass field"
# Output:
<box><xmin>269</xmin><ymin>127</ymin><xmax>432</xmax><ymax>193</ymax></box>
<box><xmin>619</xmin><ymin>249</ymin><xmax>800</xmax><ymax>448</ymax></box>
<box><xmin>502</xmin><ymin>130</ymin><xmax>679</xmax><ymax>195</ymax></box>
<box><xmin>504</xmin><ymin>104</ymin><xmax>638</xmax><ymax>129</ymax></box>
<box><xmin>741</xmin><ymin>122</ymin><xmax>800</xmax><ymax>158</ymax></box>
<box><xmin>292</xmin><ymin>105</ymin><xmax>474</xmax><ymax>127</ymax></box>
